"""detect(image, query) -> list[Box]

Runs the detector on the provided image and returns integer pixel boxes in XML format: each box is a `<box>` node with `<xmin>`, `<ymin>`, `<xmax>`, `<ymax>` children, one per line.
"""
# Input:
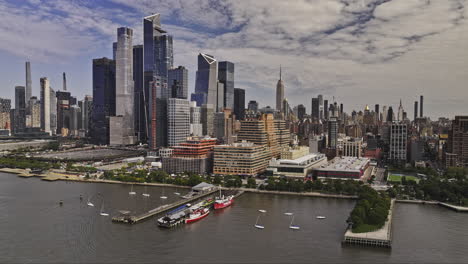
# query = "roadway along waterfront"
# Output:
<box><xmin>0</xmin><ymin>172</ymin><xmax>467</xmax><ymax>263</ymax></box>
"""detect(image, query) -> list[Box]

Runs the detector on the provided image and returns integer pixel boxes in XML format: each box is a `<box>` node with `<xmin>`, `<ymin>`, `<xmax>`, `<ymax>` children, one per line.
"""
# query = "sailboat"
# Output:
<box><xmin>129</xmin><ymin>184</ymin><xmax>136</xmax><ymax>195</ymax></box>
<box><xmin>142</xmin><ymin>185</ymin><xmax>150</xmax><ymax>197</ymax></box>
<box><xmin>316</xmin><ymin>216</ymin><xmax>326</xmax><ymax>219</ymax></box>
<box><xmin>160</xmin><ymin>178</ymin><xmax>167</xmax><ymax>199</ymax></box>
<box><xmin>289</xmin><ymin>215</ymin><xmax>300</xmax><ymax>230</ymax></box>
<box><xmin>174</xmin><ymin>192</ymin><xmax>181</xmax><ymax>195</ymax></box>
<box><xmin>100</xmin><ymin>202</ymin><xmax>109</xmax><ymax>216</ymax></box>
<box><xmin>254</xmin><ymin>209</ymin><xmax>266</xmax><ymax>229</ymax></box>
<box><xmin>86</xmin><ymin>196</ymin><xmax>94</xmax><ymax>207</ymax></box>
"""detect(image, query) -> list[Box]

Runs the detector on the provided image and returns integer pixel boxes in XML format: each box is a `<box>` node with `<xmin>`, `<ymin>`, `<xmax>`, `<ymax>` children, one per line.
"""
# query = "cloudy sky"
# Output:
<box><xmin>1</xmin><ymin>0</ymin><xmax>467</xmax><ymax>119</ymax></box>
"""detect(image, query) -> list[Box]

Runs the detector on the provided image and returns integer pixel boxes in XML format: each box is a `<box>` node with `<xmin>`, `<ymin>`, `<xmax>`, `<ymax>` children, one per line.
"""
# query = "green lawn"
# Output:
<box><xmin>387</xmin><ymin>174</ymin><xmax>420</xmax><ymax>183</ymax></box>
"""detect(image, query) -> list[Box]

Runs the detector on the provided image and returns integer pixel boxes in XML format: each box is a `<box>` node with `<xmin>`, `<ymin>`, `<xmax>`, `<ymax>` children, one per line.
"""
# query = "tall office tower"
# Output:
<box><xmin>144</xmin><ymin>14</ymin><xmax>173</xmax><ymax>144</ymax></box>
<box><xmin>318</xmin><ymin>94</ymin><xmax>323</xmax><ymax>119</ymax></box>
<box><xmin>311</xmin><ymin>97</ymin><xmax>319</xmax><ymax>119</ymax></box>
<box><xmin>414</xmin><ymin>101</ymin><xmax>418</xmax><ymax>121</ymax></box>
<box><xmin>218</xmin><ymin>61</ymin><xmax>234</xmax><ymax>110</ymax></box>
<box><xmin>62</xmin><ymin>72</ymin><xmax>67</xmax><ymax>91</ymax></box>
<box><xmin>56</xmin><ymin>90</ymin><xmax>71</xmax><ymax>135</ymax></box>
<box><xmin>276</xmin><ymin>66</ymin><xmax>284</xmax><ymax>112</ymax></box>
<box><xmin>216</xmin><ymin>81</ymin><xmax>224</xmax><ymax>111</ymax></box>
<box><xmin>111</xmin><ymin>27</ymin><xmax>136</xmax><ymax>145</ymax></box>
<box><xmin>168</xmin><ymin>66</ymin><xmax>188</xmax><ymax>99</ymax></box>
<box><xmin>238</xmin><ymin>113</ymin><xmax>280</xmax><ymax>158</ymax></box>
<box><xmin>214</xmin><ymin>109</ymin><xmax>235</xmax><ymax>144</ymax></box>
<box><xmin>201</xmin><ymin>104</ymin><xmax>214</xmax><ymax>136</ymax></box>
<box><xmin>274</xmin><ymin>119</ymin><xmax>290</xmax><ymax>150</ymax></box>
<box><xmin>112</xmin><ymin>42</ymin><xmax>117</xmax><ymax>60</ymax></box>
<box><xmin>297</xmin><ymin>104</ymin><xmax>306</xmax><ymax>119</ymax></box>
<box><xmin>190</xmin><ymin>101</ymin><xmax>203</xmax><ymax>137</ymax></box>
<box><xmin>191</xmin><ymin>53</ymin><xmax>218</xmax><ymax>107</ymax></box>
<box><xmin>40</xmin><ymin>78</ymin><xmax>51</xmax><ymax>134</ymax></box>
<box><xmin>382</xmin><ymin>105</ymin><xmax>388</xmax><ymax>123</ymax></box>
<box><xmin>27</xmin><ymin>97</ymin><xmax>40</xmax><ymax>128</ymax></box>
<box><xmin>149</xmin><ymin>76</ymin><xmax>169</xmax><ymax>149</ymax></box>
<box><xmin>233</xmin><ymin>88</ymin><xmax>245</xmax><ymax>120</ymax></box>
<box><xmin>0</xmin><ymin>98</ymin><xmax>11</xmax><ymax>130</ymax></box>
<box><xmin>328</xmin><ymin>117</ymin><xmax>338</xmax><ymax>149</ymax></box>
<box><xmin>14</xmin><ymin>86</ymin><xmax>26</xmax><ymax>133</ymax></box>
<box><xmin>375</xmin><ymin>104</ymin><xmax>380</xmax><ymax>122</ymax></box>
<box><xmin>167</xmin><ymin>98</ymin><xmax>190</xmax><ymax>147</ymax></box>
<box><xmin>340</xmin><ymin>103</ymin><xmax>344</xmax><ymax>117</ymax></box>
<box><xmin>397</xmin><ymin>99</ymin><xmax>404</xmax><ymax>121</ymax></box>
<box><xmin>389</xmin><ymin>123</ymin><xmax>408</xmax><ymax>162</ymax></box>
<box><xmin>323</xmin><ymin>99</ymin><xmax>329</xmax><ymax>120</ymax></box>
<box><xmin>419</xmin><ymin>95</ymin><xmax>424</xmax><ymax>118</ymax></box>
<box><xmin>247</xmin><ymin>100</ymin><xmax>258</xmax><ymax>112</ymax></box>
<box><xmin>329</xmin><ymin>103</ymin><xmax>335</xmax><ymax>118</ymax></box>
<box><xmin>91</xmin><ymin>58</ymin><xmax>116</xmax><ymax>145</ymax></box>
<box><xmin>80</xmin><ymin>95</ymin><xmax>93</xmax><ymax>134</ymax></box>
<box><xmin>50</xmin><ymin>88</ymin><xmax>57</xmax><ymax>135</ymax></box>
<box><xmin>25</xmin><ymin>61</ymin><xmax>32</xmax><ymax>107</ymax></box>
<box><xmin>447</xmin><ymin>116</ymin><xmax>468</xmax><ymax>167</ymax></box>
<box><xmin>132</xmin><ymin>45</ymin><xmax>144</xmax><ymax>141</ymax></box>
<box><xmin>387</xmin><ymin>106</ymin><xmax>394</xmax><ymax>122</ymax></box>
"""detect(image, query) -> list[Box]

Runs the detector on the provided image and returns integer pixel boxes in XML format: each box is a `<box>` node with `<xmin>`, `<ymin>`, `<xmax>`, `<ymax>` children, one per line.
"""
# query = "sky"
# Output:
<box><xmin>0</xmin><ymin>0</ymin><xmax>467</xmax><ymax>119</ymax></box>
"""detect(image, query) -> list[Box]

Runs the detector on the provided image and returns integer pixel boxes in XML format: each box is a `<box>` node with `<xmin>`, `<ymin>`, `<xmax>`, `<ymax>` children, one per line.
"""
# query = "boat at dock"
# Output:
<box><xmin>214</xmin><ymin>194</ymin><xmax>234</xmax><ymax>210</ymax></box>
<box><xmin>185</xmin><ymin>208</ymin><xmax>210</xmax><ymax>224</ymax></box>
<box><xmin>157</xmin><ymin>204</ymin><xmax>191</xmax><ymax>228</ymax></box>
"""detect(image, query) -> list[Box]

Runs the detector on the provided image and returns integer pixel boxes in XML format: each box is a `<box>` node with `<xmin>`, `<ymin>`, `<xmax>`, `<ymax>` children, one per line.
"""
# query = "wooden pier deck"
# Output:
<box><xmin>112</xmin><ymin>188</ymin><xmax>241</xmax><ymax>224</ymax></box>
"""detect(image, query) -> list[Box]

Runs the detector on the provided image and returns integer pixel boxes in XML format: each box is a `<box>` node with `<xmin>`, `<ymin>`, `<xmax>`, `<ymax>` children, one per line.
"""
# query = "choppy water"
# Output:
<box><xmin>0</xmin><ymin>173</ymin><xmax>467</xmax><ymax>263</ymax></box>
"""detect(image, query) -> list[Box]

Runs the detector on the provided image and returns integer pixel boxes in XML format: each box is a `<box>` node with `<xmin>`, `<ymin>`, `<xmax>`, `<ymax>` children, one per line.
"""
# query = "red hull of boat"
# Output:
<box><xmin>214</xmin><ymin>199</ymin><xmax>234</xmax><ymax>210</ymax></box>
<box><xmin>185</xmin><ymin>210</ymin><xmax>210</xmax><ymax>224</ymax></box>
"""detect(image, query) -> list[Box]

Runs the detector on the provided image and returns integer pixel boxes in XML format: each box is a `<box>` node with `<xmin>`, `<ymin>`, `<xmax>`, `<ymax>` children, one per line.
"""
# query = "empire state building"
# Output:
<box><xmin>276</xmin><ymin>66</ymin><xmax>284</xmax><ymax>112</ymax></box>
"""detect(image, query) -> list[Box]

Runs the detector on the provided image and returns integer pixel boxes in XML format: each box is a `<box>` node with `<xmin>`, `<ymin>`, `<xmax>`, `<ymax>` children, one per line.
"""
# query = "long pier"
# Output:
<box><xmin>112</xmin><ymin>188</ymin><xmax>227</xmax><ymax>224</ymax></box>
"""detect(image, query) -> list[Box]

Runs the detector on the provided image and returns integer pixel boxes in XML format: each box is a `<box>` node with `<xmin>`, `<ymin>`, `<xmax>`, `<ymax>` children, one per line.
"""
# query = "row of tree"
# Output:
<box><xmin>349</xmin><ymin>186</ymin><xmax>391</xmax><ymax>233</ymax></box>
<box><xmin>260</xmin><ymin>177</ymin><xmax>364</xmax><ymax>195</ymax></box>
<box><xmin>0</xmin><ymin>157</ymin><xmax>59</xmax><ymax>170</ymax></box>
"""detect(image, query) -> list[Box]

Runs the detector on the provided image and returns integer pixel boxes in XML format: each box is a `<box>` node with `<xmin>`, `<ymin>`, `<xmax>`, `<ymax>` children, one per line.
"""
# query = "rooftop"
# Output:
<box><xmin>316</xmin><ymin>156</ymin><xmax>370</xmax><ymax>172</ymax></box>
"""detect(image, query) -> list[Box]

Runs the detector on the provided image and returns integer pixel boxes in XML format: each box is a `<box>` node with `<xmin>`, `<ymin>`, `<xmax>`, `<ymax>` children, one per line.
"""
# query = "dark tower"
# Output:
<box><xmin>420</xmin><ymin>95</ymin><xmax>423</xmax><ymax>118</ymax></box>
<box><xmin>414</xmin><ymin>101</ymin><xmax>418</xmax><ymax>121</ymax></box>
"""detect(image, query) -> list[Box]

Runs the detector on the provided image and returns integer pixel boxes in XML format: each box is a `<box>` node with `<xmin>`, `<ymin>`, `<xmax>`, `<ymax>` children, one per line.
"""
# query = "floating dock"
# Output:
<box><xmin>342</xmin><ymin>199</ymin><xmax>395</xmax><ymax>248</ymax></box>
<box><xmin>112</xmin><ymin>189</ymin><xmax>244</xmax><ymax>224</ymax></box>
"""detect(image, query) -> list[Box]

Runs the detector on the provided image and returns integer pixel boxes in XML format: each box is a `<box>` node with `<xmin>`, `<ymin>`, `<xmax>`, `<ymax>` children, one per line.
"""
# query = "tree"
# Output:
<box><xmin>246</xmin><ymin>178</ymin><xmax>257</xmax><ymax>189</ymax></box>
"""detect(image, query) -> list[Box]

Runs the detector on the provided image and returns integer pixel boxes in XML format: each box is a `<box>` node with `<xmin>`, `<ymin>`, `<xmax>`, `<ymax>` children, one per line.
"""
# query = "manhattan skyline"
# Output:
<box><xmin>0</xmin><ymin>0</ymin><xmax>467</xmax><ymax>119</ymax></box>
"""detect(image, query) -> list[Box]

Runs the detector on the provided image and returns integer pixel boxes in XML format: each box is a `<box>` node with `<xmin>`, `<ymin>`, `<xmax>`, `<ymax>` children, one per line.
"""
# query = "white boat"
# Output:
<box><xmin>174</xmin><ymin>192</ymin><xmax>181</xmax><ymax>195</ymax></box>
<box><xmin>129</xmin><ymin>184</ymin><xmax>136</xmax><ymax>195</ymax></box>
<box><xmin>254</xmin><ymin>210</ymin><xmax>266</xmax><ymax>229</ymax></box>
<box><xmin>86</xmin><ymin>197</ymin><xmax>94</xmax><ymax>207</ymax></box>
<box><xmin>284</xmin><ymin>212</ymin><xmax>293</xmax><ymax>216</ymax></box>
<box><xmin>100</xmin><ymin>202</ymin><xmax>109</xmax><ymax>216</ymax></box>
<box><xmin>160</xmin><ymin>179</ymin><xmax>167</xmax><ymax>199</ymax></box>
<box><xmin>289</xmin><ymin>215</ymin><xmax>300</xmax><ymax>230</ymax></box>
<box><xmin>316</xmin><ymin>216</ymin><xmax>326</xmax><ymax>219</ymax></box>
<box><xmin>142</xmin><ymin>186</ymin><xmax>150</xmax><ymax>197</ymax></box>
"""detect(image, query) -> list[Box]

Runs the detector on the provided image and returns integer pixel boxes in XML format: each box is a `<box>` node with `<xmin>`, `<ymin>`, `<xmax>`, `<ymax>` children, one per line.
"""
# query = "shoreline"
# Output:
<box><xmin>2</xmin><ymin>168</ymin><xmax>468</xmax><ymax>210</ymax></box>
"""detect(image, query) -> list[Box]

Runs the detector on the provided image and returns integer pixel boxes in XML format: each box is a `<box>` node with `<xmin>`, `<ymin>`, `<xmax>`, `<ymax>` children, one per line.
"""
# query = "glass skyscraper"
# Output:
<box><xmin>191</xmin><ymin>53</ymin><xmax>218</xmax><ymax>107</ymax></box>
<box><xmin>234</xmin><ymin>88</ymin><xmax>245</xmax><ymax>120</ymax></box>
<box><xmin>218</xmin><ymin>61</ymin><xmax>234</xmax><ymax>110</ymax></box>
<box><xmin>91</xmin><ymin>57</ymin><xmax>116</xmax><ymax>145</ymax></box>
<box><xmin>168</xmin><ymin>66</ymin><xmax>188</xmax><ymax>99</ymax></box>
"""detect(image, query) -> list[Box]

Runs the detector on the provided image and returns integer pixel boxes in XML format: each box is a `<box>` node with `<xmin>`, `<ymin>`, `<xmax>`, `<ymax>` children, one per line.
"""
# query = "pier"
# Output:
<box><xmin>112</xmin><ymin>188</ymin><xmax>243</xmax><ymax>224</ymax></box>
<box><xmin>342</xmin><ymin>199</ymin><xmax>395</xmax><ymax>248</ymax></box>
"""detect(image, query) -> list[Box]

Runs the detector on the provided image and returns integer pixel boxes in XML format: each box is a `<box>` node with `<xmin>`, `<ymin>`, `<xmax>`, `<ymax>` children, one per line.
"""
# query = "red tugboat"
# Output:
<box><xmin>185</xmin><ymin>208</ymin><xmax>210</xmax><ymax>224</ymax></box>
<box><xmin>214</xmin><ymin>193</ymin><xmax>234</xmax><ymax>210</ymax></box>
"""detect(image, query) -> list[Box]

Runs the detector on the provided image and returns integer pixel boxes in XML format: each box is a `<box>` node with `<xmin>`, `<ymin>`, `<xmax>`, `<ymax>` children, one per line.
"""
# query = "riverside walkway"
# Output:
<box><xmin>112</xmin><ymin>188</ymin><xmax>228</xmax><ymax>224</ymax></box>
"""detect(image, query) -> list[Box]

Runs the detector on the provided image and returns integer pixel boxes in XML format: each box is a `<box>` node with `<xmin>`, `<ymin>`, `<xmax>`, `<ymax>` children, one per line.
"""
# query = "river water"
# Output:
<box><xmin>0</xmin><ymin>173</ymin><xmax>467</xmax><ymax>263</ymax></box>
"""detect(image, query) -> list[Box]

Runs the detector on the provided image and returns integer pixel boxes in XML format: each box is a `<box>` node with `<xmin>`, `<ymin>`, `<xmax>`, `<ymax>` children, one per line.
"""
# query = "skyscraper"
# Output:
<box><xmin>80</xmin><ymin>95</ymin><xmax>93</xmax><ymax>135</ymax></box>
<box><xmin>234</xmin><ymin>88</ymin><xmax>245</xmax><ymax>120</ymax></box>
<box><xmin>297</xmin><ymin>104</ymin><xmax>306</xmax><ymax>120</ymax></box>
<box><xmin>420</xmin><ymin>95</ymin><xmax>424</xmax><ymax>118</ymax></box>
<box><xmin>167</xmin><ymin>98</ymin><xmax>190</xmax><ymax>147</ymax></box>
<box><xmin>56</xmin><ymin>90</ymin><xmax>71</xmax><ymax>135</ymax></box>
<box><xmin>375</xmin><ymin>104</ymin><xmax>380</xmax><ymax>122</ymax></box>
<box><xmin>62</xmin><ymin>72</ymin><xmax>67</xmax><ymax>91</ymax></box>
<box><xmin>311</xmin><ymin>97</ymin><xmax>319</xmax><ymax>119</ymax></box>
<box><xmin>50</xmin><ymin>88</ymin><xmax>57</xmax><ymax>135</ymax></box>
<box><xmin>328</xmin><ymin>117</ymin><xmax>338</xmax><ymax>149</ymax></box>
<box><xmin>216</xmin><ymin>81</ymin><xmax>224</xmax><ymax>112</ymax></box>
<box><xmin>387</xmin><ymin>106</ymin><xmax>394</xmax><ymax>122</ymax></box>
<box><xmin>276</xmin><ymin>66</ymin><xmax>284</xmax><ymax>112</ymax></box>
<box><xmin>218</xmin><ymin>61</ymin><xmax>234</xmax><ymax>110</ymax></box>
<box><xmin>133</xmin><ymin>44</ymin><xmax>144</xmax><ymax>141</ymax></box>
<box><xmin>318</xmin><ymin>94</ymin><xmax>323</xmax><ymax>119</ymax></box>
<box><xmin>40</xmin><ymin>78</ymin><xmax>51</xmax><ymax>135</ymax></box>
<box><xmin>323</xmin><ymin>99</ymin><xmax>329</xmax><ymax>120</ymax></box>
<box><xmin>0</xmin><ymin>98</ymin><xmax>11</xmax><ymax>130</ymax></box>
<box><xmin>111</xmin><ymin>27</ymin><xmax>136</xmax><ymax>145</ymax></box>
<box><xmin>25</xmin><ymin>62</ymin><xmax>32</xmax><ymax>107</ymax></box>
<box><xmin>14</xmin><ymin>86</ymin><xmax>26</xmax><ymax>133</ymax></box>
<box><xmin>389</xmin><ymin>123</ymin><xmax>408</xmax><ymax>162</ymax></box>
<box><xmin>191</xmin><ymin>53</ymin><xmax>218</xmax><ymax>107</ymax></box>
<box><xmin>168</xmin><ymin>66</ymin><xmax>188</xmax><ymax>99</ymax></box>
<box><xmin>447</xmin><ymin>116</ymin><xmax>468</xmax><ymax>167</ymax></box>
<box><xmin>414</xmin><ymin>101</ymin><xmax>418</xmax><ymax>121</ymax></box>
<box><xmin>397</xmin><ymin>99</ymin><xmax>404</xmax><ymax>121</ymax></box>
<box><xmin>144</xmin><ymin>14</ymin><xmax>173</xmax><ymax>146</ymax></box>
<box><xmin>91</xmin><ymin>58</ymin><xmax>116</xmax><ymax>145</ymax></box>
<box><xmin>190</xmin><ymin>101</ymin><xmax>203</xmax><ymax>137</ymax></box>
<box><xmin>149</xmin><ymin>76</ymin><xmax>169</xmax><ymax>149</ymax></box>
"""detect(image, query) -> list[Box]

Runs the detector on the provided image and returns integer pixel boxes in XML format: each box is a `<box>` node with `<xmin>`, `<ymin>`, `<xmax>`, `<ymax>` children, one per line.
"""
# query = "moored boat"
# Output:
<box><xmin>185</xmin><ymin>208</ymin><xmax>210</xmax><ymax>224</ymax></box>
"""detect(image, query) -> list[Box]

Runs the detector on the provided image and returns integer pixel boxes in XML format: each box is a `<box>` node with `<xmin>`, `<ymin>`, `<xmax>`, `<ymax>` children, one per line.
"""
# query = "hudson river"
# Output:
<box><xmin>0</xmin><ymin>173</ymin><xmax>467</xmax><ymax>263</ymax></box>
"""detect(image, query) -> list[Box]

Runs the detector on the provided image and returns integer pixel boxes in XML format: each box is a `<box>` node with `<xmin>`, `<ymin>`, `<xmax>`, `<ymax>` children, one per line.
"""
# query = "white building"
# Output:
<box><xmin>40</xmin><ymin>77</ymin><xmax>51</xmax><ymax>135</ymax></box>
<box><xmin>268</xmin><ymin>153</ymin><xmax>328</xmax><ymax>178</ymax></box>
<box><xmin>190</xmin><ymin>101</ymin><xmax>203</xmax><ymax>137</ymax></box>
<box><xmin>167</xmin><ymin>98</ymin><xmax>190</xmax><ymax>147</ymax></box>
